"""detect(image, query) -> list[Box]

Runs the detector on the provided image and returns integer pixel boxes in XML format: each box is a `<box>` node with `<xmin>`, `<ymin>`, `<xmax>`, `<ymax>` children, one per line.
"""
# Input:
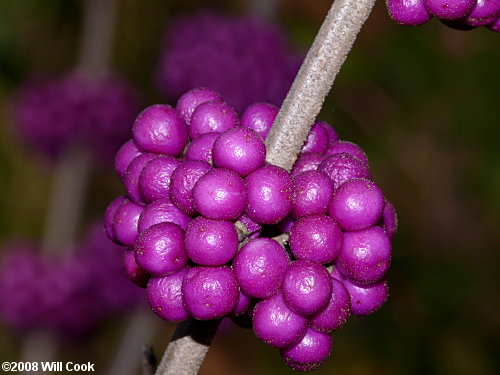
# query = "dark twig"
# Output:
<box><xmin>142</xmin><ymin>345</ymin><xmax>157</xmax><ymax>375</ymax></box>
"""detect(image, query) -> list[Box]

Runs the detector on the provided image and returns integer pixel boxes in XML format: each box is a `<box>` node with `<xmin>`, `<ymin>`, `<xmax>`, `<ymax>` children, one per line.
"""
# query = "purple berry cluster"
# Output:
<box><xmin>0</xmin><ymin>223</ymin><xmax>142</xmax><ymax>339</ymax></box>
<box><xmin>12</xmin><ymin>72</ymin><xmax>140</xmax><ymax>162</ymax></box>
<box><xmin>386</xmin><ymin>0</ymin><xmax>500</xmax><ymax>31</ymax></box>
<box><xmin>155</xmin><ymin>12</ymin><xmax>302</xmax><ymax>112</ymax></box>
<box><xmin>105</xmin><ymin>87</ymin><xmax>397</xmax><ymax>371</ymax></box>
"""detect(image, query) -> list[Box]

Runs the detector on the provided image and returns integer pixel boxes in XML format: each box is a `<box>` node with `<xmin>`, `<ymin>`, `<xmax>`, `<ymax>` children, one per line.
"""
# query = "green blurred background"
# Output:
<box><xmin>0</xmin><ymin>0</ymin><xmax>498</xmax><ymax>374</ymax></box>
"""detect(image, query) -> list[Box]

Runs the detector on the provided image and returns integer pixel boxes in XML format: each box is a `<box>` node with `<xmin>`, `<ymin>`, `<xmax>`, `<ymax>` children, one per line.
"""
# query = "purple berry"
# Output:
<box><xmin>336</xmin><ymin>226</ymin><xmax>391</xmax><ymax>284</ymax></box>
<box><xmin>292</xmin><ymin>170</ymin><xmax>334</xmax><ymax>219</ymax></box>
<box><xmin>133</xmin><ymin>104</ymin><xmax>188</xmax><ymax>155</ymax></box>
<box><xmin>176</xmin><ymin>87</ymin><xmax>222</xmax><ymax>125</ymax></box>
<box><xmin>185</xmin><ymin>216</ymin><xmax>238</xmax><ymax>266</ymax></box>
<box><xmin>134</xmin><ymin>222</ymin><xmax>187</xmax><ymax>277</ymax></box>
<box><xmin>488</xmin><ymin>14</ymin><xmax>500</xmax><ymax>31</ymax></box>
<box><xmin>245</xmin><ymin>165</ymin><xmax>294</xmax><ymax>225</ymax></box>
<box><xmin>232</xmin><ymin>291</ymin><xmax>253</xmax><ymax>316</ymax></box>
<box><xmin>0</xmin><ymin>244</ymin><xmax>49</xmax><ymax>330</ymax></box>
<box><xmin>309</xmin><ymin>277</ymin><xmax>351</xmax><ymax>332</ymax></box>
<box><xmin>138</xmin><ymin>199</ymin><xmax>191</xmax><ymax>233</ymax></box>
<box><xmin>113</xmin><ymin>199</ymin><xmax>143</xmax><ymax>246</ymax></box>
<box><xmin>189</xmin><ymin>101</ymin><xmax>239</xmax><ymax>139</ymax></box>
<box><xmin>318</xmin><ymin>153</ymin><xmax>371</xmax><ymax>189</ymax></box>
<box><xmin>275</xmin><ymin>215</ymin><xmax>296</xmax><ymax>233</ymax></box>
<box><xmin>115</xmin><ymin>140</ymin><xmax>143</xmax><ymax>178</ymax></box>
<box><xmin>329</xmin><ymin>178</ymin><xmax>384</xmax><ymax>231</ymax></box>
<box><xmin>212</xmin><ymin>127</ymin><xmax>266</xmax><ymax>176</ymax></box>
<box><xmin>424</xmin><ymin>0</ymin><xmax>476</xmax><ymax>20</ymax></box>
<box><xmin>387</xmin><ymin>0</ymin><xmax>433</xmax><ymax>26</ymax></box>
<box><xmin>138</xmin><ymin>155</ymin><xmax>181</xmax><ymax>203</ymax></box>
<box><xmin>290</xmin><ymin>215</ymin><xmax>343</xmax><ymax>264</ymax></box>
<box><xmin>253</xmin><ymin>293</ymin><xmax>308</xmax><ymax>348</ymax></box>
<box><xmin>192</xmin><ymin>168</ymin><xmax>247</xmax><ymax>220</ymax></box>
<box><xmin>169</xmin><ymin>160</ymin><xmax>213</xmax><ymax>215</ymax></box>
<box><xmin>291</xmin><ymin>152</ymin><xmax>326</xmax><ymax>177</ymax></box>
<box><xmin>123</xmin><ymin>153</ymin><xmax>156</xmax><ymax>204</ymax></box>
<box><xmin>184</xmin><ymin>132</ymin><xmax>219</xmax><ymax>163</ymax></box>
<box><xmin>236</xmin><ymin>214</ymin><xmax>262</xmax><ymax>239</ymax></box>
<box><xmin>282</xmin><ymin>260</ymin><xmax>332</xmax><ymax>316</ymax></box>
<box><xmin>281</xmin><ymin>327</ymin><xmax>333</xmax><ymax>371</ymax></box>
<box><xmin>182</xmin><ymin>266</ymin><xmax>239</xmax><ymax>320</ymax></box>
<box><xmin>317</xmin><ymin>121</ymin><xmax>339</xmax><ymax>144</ymax></box>
<box><xmin>233</xmin><ymin>238</ymin><xmax>290</xmax><ymax>299</ymax></box>
<box><xmin>156</xmin><ymin>12</ymin><xmax>300</xmax><ymax>112</ymax></box>
<box><xmin>12</xmin><ymin>72</ymin><xmax>139</xmax><ymax>161</ymax></box>
<box><xmin>301</xmin><ymin>121</ymin><xmax>329</xmax><ymax>154</ymax></box>
<box><xmin>469</xmin><ymin>0</ymin><xmax>500</xmax><ymax>19</ymax></box>
<box><xmin>331</xmin><ymin>266</ymin><xmax>345</xmax><ymax>282</ymax></box>
<box><xmin>241</xmin><ymin>102</ymin><xmax>279</xmax><ymax>139</ymax></box>
<box><xmin>147</xmin><ymin>268</ymin><xmax>190</xmax><ymax>322</ymax></box>
<box><xmin>381</xmin><ymin>199</ymin><xmax>398</xmax><ymax>239</ymax></box>
<box><xmin>324</xmin><ymin>140</ymin><xmax>369</xmax><ymax>165</ymax></box>
<box><xmin>343</xmin><ymin>278</ymin><xmax>389</xmax><ymax>316</ymax></box>
<box><xmin>104</xmin><ymin>195</ymin><xmax>126</xmax><ymax>242</ymax></box>
<box><xmin>464</xmin><ymin>0</ymin><xmax>500</xmax><ymax>26</ymax></box>
<box><xmin>123</xmin><ymin>249</ymin><xmax>150</xmax><ymax>288</ymax></box>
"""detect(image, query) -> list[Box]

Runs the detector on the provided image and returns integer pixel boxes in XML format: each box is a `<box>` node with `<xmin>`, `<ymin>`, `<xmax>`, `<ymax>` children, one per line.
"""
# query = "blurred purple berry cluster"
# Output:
<box><xmin>105</xmin><ymin>86</ymin><xmax>397</xmax><ymax>371</ymax></box>
<box><xmin>12</xmin><ymin>72</ymin><xmax>140</xmax><ymax>162</ymax></box>
<box><xmin>386</xmin><ymin>0</ymin><xmax>500</xmax><ymax>30</ymax></box>
<box><xmin>155</xmin><ymin>12</ymin><xmax>302</xmax><ymax>112</ymax></box>
<box><xmin>0</xmin><ymin>223</ymin><xmax>143</xmax><ymax>340</ymax></box>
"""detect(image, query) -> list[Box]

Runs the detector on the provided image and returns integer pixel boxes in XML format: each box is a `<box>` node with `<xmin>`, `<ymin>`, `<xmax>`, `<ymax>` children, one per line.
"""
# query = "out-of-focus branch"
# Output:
<box><xmin>77</xmin><ymin>0</ymin><xmax>118</xmax><ymax>78</ymax></box>
<box><xmin>22</xmin><ymin>0</ymin><xmax>120</xmax><ymax>373</ymax></box>
<box><xmin>107</xmin><ymin>307</ymin><xmax>157</xmax><ymax>375</ymax></box>
<box><xmin>41</xmin><ymin>147</ymin><xmax>91</xmax><ymax>255</ymax></box>
<box><xmin>248</xmin><ymin>0</ymin><xmax>279</xmax><ymax>20</ymax></box>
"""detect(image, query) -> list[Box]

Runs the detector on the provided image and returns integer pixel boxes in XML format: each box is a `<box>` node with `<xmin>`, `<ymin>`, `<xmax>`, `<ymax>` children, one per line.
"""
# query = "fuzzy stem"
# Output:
<box><xmin>265</xmin><ymin>0</ymin><xmax>377</xmax><ymax>170</ymax></box>
<box><xmin>154</xmin><ymin>319</ymin><xmax>221</xmax><ymax>375</ymax></box>
<box><xmin>154</xmin><ymin>1</ymin><xmax>376</xmax><ymax>374</ymax></box>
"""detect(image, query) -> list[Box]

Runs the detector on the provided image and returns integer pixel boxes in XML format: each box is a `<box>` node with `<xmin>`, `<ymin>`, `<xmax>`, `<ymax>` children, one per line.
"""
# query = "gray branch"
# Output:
<box><xmin>154</xmin><ymin>319</ymin><xmax>221</xmax><ymax>375</ymax></box>
<box><xmin>154</xmin><ymin>0</ymin><xmax>376</xmax><ymax>374</ymax></box>
<box><xmin>265</xmin><ymin>0</ymin><xmax>377</xmax><ymax>171</ymax></box>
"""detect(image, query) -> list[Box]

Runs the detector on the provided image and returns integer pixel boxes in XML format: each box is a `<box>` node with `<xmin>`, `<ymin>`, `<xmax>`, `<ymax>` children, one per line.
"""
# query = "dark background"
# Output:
<box><xmin>0</xmin><ymin>1</ymin><xmax>498</xmax><ymax>374</ymax></box>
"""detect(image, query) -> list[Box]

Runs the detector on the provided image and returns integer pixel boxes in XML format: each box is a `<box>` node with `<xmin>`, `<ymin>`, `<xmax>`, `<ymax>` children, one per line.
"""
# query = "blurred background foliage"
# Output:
<box><xmin>0</xmin><ymin>0</ymin><xmax>498</xmax><ymax>374</ymax></box>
